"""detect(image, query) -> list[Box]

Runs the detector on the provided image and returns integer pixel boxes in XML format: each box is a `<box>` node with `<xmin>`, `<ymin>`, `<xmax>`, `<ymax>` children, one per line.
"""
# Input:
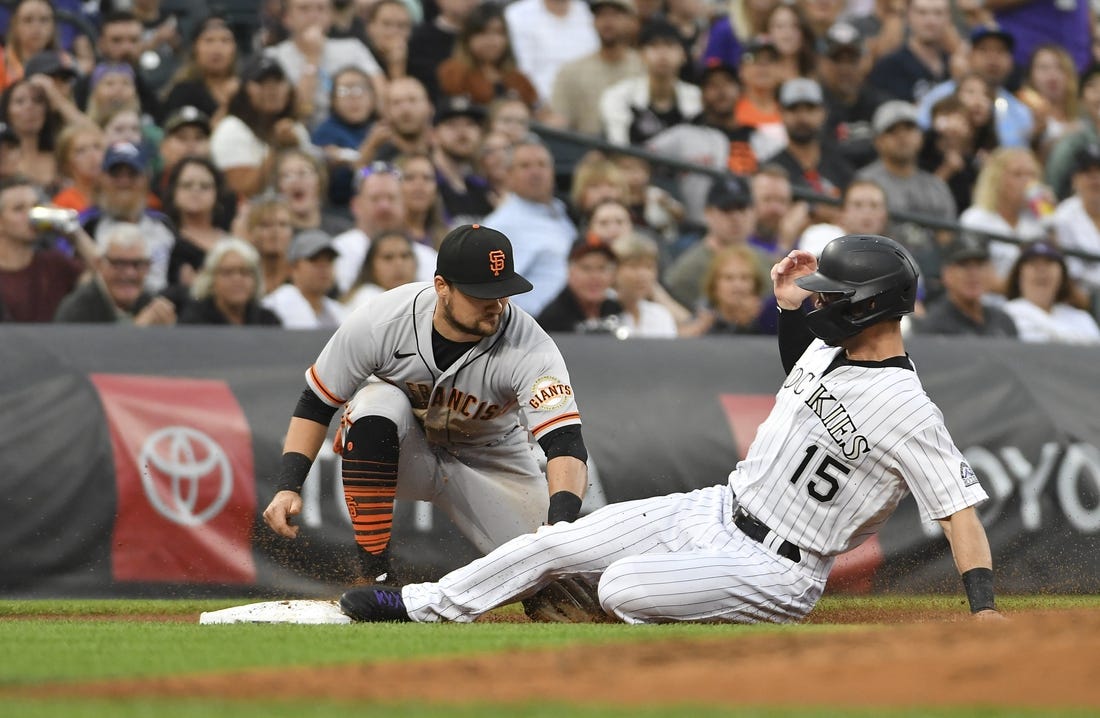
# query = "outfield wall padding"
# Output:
<box><xmin>0</xmin><ymin>325</ymin><xmax>1097</xmax><ymax>597</ymax></box>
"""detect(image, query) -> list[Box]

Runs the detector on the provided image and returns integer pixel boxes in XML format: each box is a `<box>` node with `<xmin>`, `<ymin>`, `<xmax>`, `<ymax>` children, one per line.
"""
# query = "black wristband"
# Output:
<box><xmin>547</xmin><ymin>490</ymin><xmax>582</xmax><ymax>524</ymax></box>
<box><xmin>961</xmin><ymin>567</ymin><xmax>996</xmax><ymax>613</ymax></box>
<box><xmin>274</xmin><ymin>452</ymin><xmax>314</xmax><ymax>494</ymax></box>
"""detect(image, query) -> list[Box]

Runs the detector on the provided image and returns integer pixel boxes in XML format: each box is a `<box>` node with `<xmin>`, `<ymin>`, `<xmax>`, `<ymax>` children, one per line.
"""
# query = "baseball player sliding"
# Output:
<box><xmin>263</xmin><ymin>224</ymin><xmax>589</xmax><ymax>582</ymax></box>
<box><xmin>340</xmin><ymin>234</ymin><xmax>1003</xmax><ymax>624</ymax></box>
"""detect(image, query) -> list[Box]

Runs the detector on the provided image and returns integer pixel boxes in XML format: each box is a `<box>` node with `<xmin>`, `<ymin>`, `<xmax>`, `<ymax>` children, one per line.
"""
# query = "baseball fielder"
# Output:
<box><xmin>263</xmin><ymin>224</ymin><xmax>589</xmax><ymax>580</ymax></box>
<box><xmin>340</xmin><ymin>234</ymin><xmax>1002</xmax><ymax>623</ymax></box>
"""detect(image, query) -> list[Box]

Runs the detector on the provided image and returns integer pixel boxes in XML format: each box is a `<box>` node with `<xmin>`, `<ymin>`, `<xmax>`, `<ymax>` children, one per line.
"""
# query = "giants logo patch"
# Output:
<box><xmin>489</xmin><ymin>249</ymin><xmax>506</xmax><ymax>276</ymax></box>
<box><xmin>529</xmin><ymin>375</ymin><xmax>572</xmax><ymax>411</ymax></box>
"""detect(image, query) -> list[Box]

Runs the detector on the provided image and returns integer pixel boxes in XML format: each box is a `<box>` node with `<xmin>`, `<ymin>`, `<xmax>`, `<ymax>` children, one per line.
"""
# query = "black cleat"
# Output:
<box><xmin>339</xmin><ymin>585</ymin><xmax>412</xmax><ymax>622</ymax></box>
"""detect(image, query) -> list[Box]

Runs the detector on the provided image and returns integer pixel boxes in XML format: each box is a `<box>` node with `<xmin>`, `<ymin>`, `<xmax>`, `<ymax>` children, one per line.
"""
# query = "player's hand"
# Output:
<box><xmin>263</xmin><ymin>490</ymin><xmax>303</xmax><ymax>538</ymax></box>
<box><xmin>771</xmin><ymin>249</ymin><xmax>817</xmax><ymax>311</ymax></box>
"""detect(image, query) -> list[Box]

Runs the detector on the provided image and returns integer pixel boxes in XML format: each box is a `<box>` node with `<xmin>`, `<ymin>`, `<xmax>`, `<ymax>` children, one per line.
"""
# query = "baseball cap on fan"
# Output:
<box><xmin>436</xmin><ymin>224</ymin><xmax>533</xmax><ymax>299</ymax></box>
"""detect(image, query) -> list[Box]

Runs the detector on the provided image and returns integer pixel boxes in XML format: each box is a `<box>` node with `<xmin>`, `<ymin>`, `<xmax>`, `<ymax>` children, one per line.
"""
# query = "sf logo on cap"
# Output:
<box><xmin>488</xmin><ymin>249</ymin><xmax>506</xmax><ymax>276</ymax></box>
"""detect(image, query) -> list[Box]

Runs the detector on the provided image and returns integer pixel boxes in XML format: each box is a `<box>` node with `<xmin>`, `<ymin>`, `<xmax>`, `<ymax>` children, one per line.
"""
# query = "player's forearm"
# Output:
<box><xmin>939</xmin><ymin>506</ymin><xmax>993</xmax><ymax>574</ymax></box>
<box><xmin>546</xmin><ymin>456</ymin><xmax>587</xmax><ymax>499</ymax></box>
<box><xmin>282</xmin><ymin>416</ymin><xmax>331</xmax><ymax>461</ymax></box>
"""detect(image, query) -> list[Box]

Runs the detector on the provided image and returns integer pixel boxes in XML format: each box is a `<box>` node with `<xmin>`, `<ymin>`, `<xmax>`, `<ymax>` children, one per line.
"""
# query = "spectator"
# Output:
<box><xmin>487</xmin><ymin>97</ymin><xmax>531</xmax><ymax>144</ymax></box>
<box><xmin>483</xmin><ymin>136</ymin><xmax>577</xmax><ymax>316</ymax></box>
<box><xmin>733</xmin><ymin>36</ymin><xmax>785</xmax><ymax>160</ymax></box>
<box><xmin>333</xmin><ymin>162</ymin><xmax>436</xmax><ymax>294</ymax></box>
<box><xmin>22</xmin><ymin>49</ymin><xmax>86</xmax><ymax>128</ymax></box>
<box><xmin>164</xmin><ymin>156</ymin><xmax>232</xmax><ymax>287</ymax></box>
<box><xmin>477</xmin><ymin>129</ymin><xmax>513</xmax><ymax>208</ymax></box>
<box><xmin>53</xmin><ymin>222</ymin><xmax>176</xmax><ymax>325</ymax></box>
<box><xmin>701</xmin><ymin>0</ymin><xmax>769</xmax><ymax>69</ymax></box>
<box><xmin>130</xmin><ymin>0</ymin><xmax>184</xmax><ymax>93</ymax></box>
<box><xmin>537</xmin><ymin>234</ymin><xmax>624</xmax><ymax>333</ymax></box>
<box><xmin>918</xmin><ymin>94</ymin><xmax>982</xmax><ymax>213</ymax></box>
<box><xmin>154</xmin><ymin>105</ymin><xmax>213</xmax><ymax>202</ymax></box>
<box><xmin>162</xmin><ymin>15</ymin><xmax>240</xmax><ymax>125</ymax></box>
<box><xmin>960</xmin><ymin>146</ymin><xmax>1049</xmax><ymax>281</ymax></box>
<box><xmin>867</xmin><ymin>0</ymin><xmax>953</xmax><ymax>104</ymax></box>
<box><xmin>857</xmin><ymin>100</ymin><xmax>957</xmax><ymax>296</ymax></box>
<box><xmin>395</xmin><ymin>152</ymin><xmax>448</xmax><ymax>250</ymax></box>
<box><xmin>913</xmin><ymin>235</ymin><xmax>1018</xmax><ymax>337</ymax></box>
<box><xmin>664</xmin><ymin>175</ymin><xmax>768</xmax><ymax>308</ymax></box>
<box><xmin>1052</xmin><ymin>142</ymin><xmax>1100</xmax><ymax>294</ymax></box>
<box><xmin>329</xmin><ymin>0</ymin><xmax>370</xmax><ymax>42</ymax></box>
<box><xmin>569</xmin><ymin>155</ymin><xmax>628</xmax><ymax>222</ymax></box>
<box><xmin>613</xmin><ymin>152</ymin><xmax>684</xmax><ymax>242</ymax></box>
<box><xmin>764</xmin><ymin>78</ymin><xmax>853</xmax><ymax>224</ymax></box>
<box><xmin>438</xmin><ymin>4</ymin><xmax>539</xmax><ymax>110</ymax></box>
<box><xmin>311</xmin><ymin>66</ymin><xmax>377</xmax><ymax>207</ymax></box>
<box><xmin>343</xmin><ymin>229</ymin><xmax>418</xmax><ymax>310</ymax></box>
<box><xmin>81</xmin><ymin>141</ymin><xmax>179</xmax><ymax>293</ymax></box>
<box><xmin>0</xmin><ymin>176</ymin><xmax>85</xmax><ymax>321</ymax></box>
<box><xmin>505</xmin><ymin>0</ymin><xmax>599</xmax><ymax>103</ymax></box>
<box><xmin>1019</xmin><ymin>44</ymin><xmax>1082</xmax><ymax>161</ymax></box>
<box><xmin>798</xmin><ymin>178</ymin><xmax>890</xmax><ymax>255</ymax></box>
<box><xmin>242</xmin><ymin>193</ymin><xmax>294</xmax><ymax>296</ymax></box>
<box><xmin>647</xmin><ymin>59</ymin><xmax>757</xmax><ymax>224</ymax></box>
<box><xmin>1002</xmin><ymin>241</ymin><xmax>1100</xmax><ymax>343</ymax></box>
<box><xmin>682</xmin><ymin>244</ymin><xmax>777</xmax><ymax>336</ymax></box>
<box><xmin>74</xmin><ymin>11</ymin><xmax>162</xmax><ymax>123</ymax></box>
<box><xmin>262</xmin><ymin>228</ymin><xmax>348</xmax><ymax>328</ymax></box>
<box><xmin>748</xmin><ymin>164</ymin><xmax>808</xmax><ymax>259</ymax></box>
<box><xmin>917</xmin><ymin>24</ymin><xmax>1034</xmax><ymax>149</ymax></box>
<box><xmin>664</xmin><ymin>0</ymin><xmax>708</xmax><ymax>76</ymax></box>
<box><xmin>274</xmin><ymin>148</ymin><xmax>353</xmax><ymax>237</ymax></box>
<box><xmin>0</xmin><ymin>0</ymin><xmax>61</xmax><ymax>91</ymax></box>
<box><xmin>599</xmin><ymin>19</ymin><xmax>700</xmax><ymax>146</ymax></box>
<box><xmin>586</xmin><ymin>197</ymin><xmax>634</xmax><ymax>244</ymax></box>
<box><xmin>431</xmin><ymin>96</ymin><xmax>494</xmax><ymax>226</ymax></box>
<box><xmin>408</xmin><ymin>0</ymin><xmax>479</xmax><ymax>100</ymax></box>
<box><xmin>1</xmin><ymin>77</ymin><xmax>61</xmax><ymax>190</ymax></box>
<box><xmin>551</xmin><ymin>0</ymin><xmax>644</xmax><ymax>136</ymax></box>
<box><xmin>210</xmin><ymin>55</ymin><xmax>312</xmax><ymax>198</ymax></box>
<box><xmin>84</xmin><ymin>62</ymin><xmax>142</xmax><ymax>126</ymax></box>
<box><xmin>363</xmin><ymin>0</ymin><xmax>413</xmax><ymax>80</ymax></box>
<box><xmin>988</xmin><ymin>0</ymin><xmax>1090</xmax><ymax>76</ymax></box>
<box><xmin>265</xmin><ymin>0</ymin><xmax>385</xmax><ymax>129</ymax></box>
<box><xmin>952</xmin><ymin>72</ymin><xmax>1001</xmax><ymax>160</ymax></box>
<box><xmin>1046</xmin><ymin>64</ymin><xmax>1100</xmax><ymax>201</ymax></box>
<box><xmin>610</xmin><ymin>231</ymin><xmax>677</xmax><ymax>337</ymax></box>
<box><xmin>51</xmin><ymin>123</ymin><xmax>106</xmax><ymax>213</ymax></box>
<box><xmin>818</xmin><ymin>21</ymin><xmax>891</xmax><ymax>171</ymax></box>
<box><xmin>97</xmin><ymin>106</ymin><xmax>143</xmax><ymax>150</ymax></box>
<box><xmin>359</xmin><ymin>77</ymin><xmax>432</xmax><ymax>164</ymax></box>
<box><xmin>764</xmin><ymin>1</ymin><xmax>815</xmax><ymax>82</ymax></box>
<box><xmin>179</xmin><ymin>237</ymin><xmax>282</xmax><ymax>326</ymax></box>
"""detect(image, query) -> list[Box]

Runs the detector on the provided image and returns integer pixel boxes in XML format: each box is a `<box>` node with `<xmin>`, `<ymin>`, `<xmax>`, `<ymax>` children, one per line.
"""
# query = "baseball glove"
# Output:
<box><xmin>521</xmin><ymin>577</ymin><xmax>609</xmax><ymax>623</ymax></box>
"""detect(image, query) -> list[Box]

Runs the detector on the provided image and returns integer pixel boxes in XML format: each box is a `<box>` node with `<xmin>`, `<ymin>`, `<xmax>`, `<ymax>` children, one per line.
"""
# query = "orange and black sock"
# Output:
<box><xmin>341</xmin><ymin>416</ymin><xmax>399</xmax><ymax>576</ymax></box>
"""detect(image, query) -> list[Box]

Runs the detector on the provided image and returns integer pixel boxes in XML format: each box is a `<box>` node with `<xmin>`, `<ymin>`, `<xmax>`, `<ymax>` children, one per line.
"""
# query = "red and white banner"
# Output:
<box><xmin>92</xmin><ymin>374</ymin><xmax>256</xmax><ymax>584</ymax></box>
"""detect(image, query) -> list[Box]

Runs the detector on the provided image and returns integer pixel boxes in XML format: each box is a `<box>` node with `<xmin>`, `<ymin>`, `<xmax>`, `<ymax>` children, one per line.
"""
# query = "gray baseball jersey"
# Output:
<box><xmin>307</xmin><ymin>282</ymin><xmax>582</xmax><ymax>551</ymax></box>
<box><xmin>397</xmin><ymin>338</ymin><xmax>989</xmax><ymax>623</ymax></box>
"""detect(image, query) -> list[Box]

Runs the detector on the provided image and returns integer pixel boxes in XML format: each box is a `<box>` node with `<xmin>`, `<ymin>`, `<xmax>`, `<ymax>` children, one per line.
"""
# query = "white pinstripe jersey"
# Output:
<box><xmin>730</xmin><ymin>339</ymin><xmax>988</xmax><ymax>557</ymax></box>
<box><xmin>307</xmin><ymin>282</ymin><xmax>582</xmax><ymax>447</ymax></box>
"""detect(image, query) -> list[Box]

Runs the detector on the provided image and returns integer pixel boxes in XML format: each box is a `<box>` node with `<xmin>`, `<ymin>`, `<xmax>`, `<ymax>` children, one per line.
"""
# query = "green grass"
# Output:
<box><xmin>1</xmin><ymin>596</ymin><xmax>1096</xmax><ymax>717</ymax></box>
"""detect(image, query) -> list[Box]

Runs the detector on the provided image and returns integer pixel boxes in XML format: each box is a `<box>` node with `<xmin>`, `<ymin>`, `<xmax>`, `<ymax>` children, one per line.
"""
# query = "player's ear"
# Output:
<box><xmin>433</xmin><ymin>275</ymin><xmax>448</xmax><ymax>295</ymax></box>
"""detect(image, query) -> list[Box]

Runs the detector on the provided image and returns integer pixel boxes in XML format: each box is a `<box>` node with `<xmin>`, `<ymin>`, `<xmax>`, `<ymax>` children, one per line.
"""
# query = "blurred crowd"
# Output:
<box><xmin>0</xmin><ymin>0</ymin><xmax>1099</xmax><ymax>344</ymax></box>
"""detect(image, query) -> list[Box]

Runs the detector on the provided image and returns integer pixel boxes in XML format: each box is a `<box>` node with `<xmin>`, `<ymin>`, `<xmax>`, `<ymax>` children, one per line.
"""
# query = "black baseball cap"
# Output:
<box><xmin>942</xmin><ymin>235</ymin><xmax>991</xmax><ymax>265</ymax></box>
<box><xmin>243</xmin><ymin>54</ymin><xmax>287</xmax><ymax>83</ymax></box>
<box><xmin>24</xmin><ymin>50</ymin><xmax>77</xmax><ymax>80</ymax></box>
<box><xmin>969</xmin><ymin>23</ymin><xmax>1014</xmax><ymax>52</ymax></box>
<box><xmin>706</xmin><ymin>176</ymin><xmax>752</xmax><ymax>210</ymax></box>
<box><xmin>435</xmin><ymin>224</ymin><xmax>533</xmax><ymax>299</ymax></box>
<box><xmin>164</xmin><ymin>105</ymin><xmax>212</xmax><ymax>136</ymax></box>
<box><xmin>1073</xmin><ymin>143</ymin><xmax>1100</xmax><ymax>174</ymax></box>
<box><xmin>638</xmin><ymin>19</ymin><xmax>681</xmax><ymax>47</ymax></box>
<box><xmin>434</xmin><ymin>95</ymin><xmax>487</xmax><ymax>125</ymax></box>
<box><xmin>697</xmin><ymin>57</ymin><xmax>739</xmax><ymax>86</ymax></box>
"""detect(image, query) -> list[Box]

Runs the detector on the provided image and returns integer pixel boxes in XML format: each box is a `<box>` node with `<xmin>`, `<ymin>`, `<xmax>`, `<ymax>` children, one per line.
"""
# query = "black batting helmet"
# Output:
<box><xmin>795</xmin><ymin>234</ymin><xmax>919</xmax><ymax>344</ymax></box>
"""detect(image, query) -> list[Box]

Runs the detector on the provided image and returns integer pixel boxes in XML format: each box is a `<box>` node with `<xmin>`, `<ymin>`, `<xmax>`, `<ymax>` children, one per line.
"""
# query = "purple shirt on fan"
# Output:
<box><xmin>995</xmin><ymin>0</ymin><xmax>1091</xmax><ymax>73</ymax></box>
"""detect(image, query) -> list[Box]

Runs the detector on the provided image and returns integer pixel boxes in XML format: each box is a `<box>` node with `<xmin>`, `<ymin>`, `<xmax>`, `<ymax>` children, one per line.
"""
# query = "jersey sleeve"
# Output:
<box><xmin>896</xmin><ymin>422</ymin><xmax>989</xmax><ymax>523</ymax></box>
<box><xmin>304</xmin><ymin>304</ymin><xmax>385</xmax><ymax>407</ymax></box>
<box><xmin>514</xmin><ymin>339</ymin><xmax>582</xmax><ymax>441</ymax></box>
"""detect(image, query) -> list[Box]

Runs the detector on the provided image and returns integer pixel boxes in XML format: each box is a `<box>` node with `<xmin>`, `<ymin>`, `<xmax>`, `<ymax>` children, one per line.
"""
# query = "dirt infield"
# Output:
<box><xmin>20</xmin><ymin>607</ymin><xmax>1100</xmax><ymax>709</ymax></box>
